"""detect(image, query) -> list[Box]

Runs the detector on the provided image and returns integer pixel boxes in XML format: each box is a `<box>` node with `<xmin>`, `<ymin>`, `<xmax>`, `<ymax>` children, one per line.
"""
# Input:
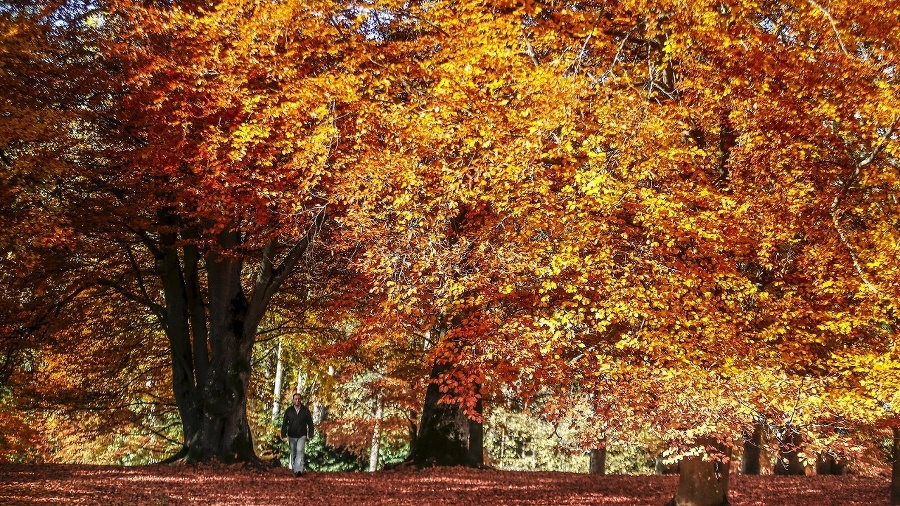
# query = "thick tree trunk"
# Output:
<box><xmin>186</xmin><ymin>234</ymin><xmax>257</xmax><ymax>462</ymax></box>
<box><xmin>773</xmin><ymin>429</ymin><xmax>805</xmax><ymax>475</ymax></box>
<box><xmin>186</xmin><ymin>341</ymin><xmax>256</xmax><ymax>462</ymax></box>
<box><xmin>891</xmin><ymin>427</ymin><xmax>900</xmax><ymax>504</ymax></box>
<box><xmin>668</xmin><ymin>438</ymin><xmax>730</xmax><ymax>506</ymax></box>
<box><xmin>741</xmin><ymin>424</ymin><xmax>762</xmax><ymax>475</ymax></box>
<box><xmin>815</xmin><ymin>452</ymin><xmax>845</xmax><ymax>475</ymax></box>
<box><xmin>407</xmin><ymin>360</ymin><xmax>473</xmax><ymax>466</ymax></box>
<box><xmin>155</xmin><ymin>213</ymin><xmax>324</xmax><ymax>464</ymax></box>
<box><xmin>590</xmin><ymin>445</ymin><xmax>607</xmax><ymax>475</ymax></box>
<box><xmin>468</xmin><ymin>392</ymin><xmax>484</xmax><ymax>466</ymax></box>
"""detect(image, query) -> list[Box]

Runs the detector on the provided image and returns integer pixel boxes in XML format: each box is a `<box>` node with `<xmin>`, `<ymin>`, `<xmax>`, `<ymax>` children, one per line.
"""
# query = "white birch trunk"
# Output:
<box><xmin>369</xmin><ymin>394</ymin><xmax>383</xmax><ymax>472</ymax></box>
<box><xmin>271</xmin><ymin>338</ymin><xmax>284</xmax><ymax>422</ymax></box>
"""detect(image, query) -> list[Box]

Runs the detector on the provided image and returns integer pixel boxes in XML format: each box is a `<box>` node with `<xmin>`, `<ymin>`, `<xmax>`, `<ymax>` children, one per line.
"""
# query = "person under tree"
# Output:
<box><xmin>281</xmin><ymin>393</ymin><xmax>315</xmax><ymax>476</ymax></box>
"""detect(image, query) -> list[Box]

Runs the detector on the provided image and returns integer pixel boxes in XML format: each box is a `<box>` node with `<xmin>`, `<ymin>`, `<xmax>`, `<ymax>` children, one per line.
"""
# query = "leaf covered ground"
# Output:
<box><xmin>0</xmin><ymin>464</ymin><xmax>890</xmax><ymax>505</ymax></box>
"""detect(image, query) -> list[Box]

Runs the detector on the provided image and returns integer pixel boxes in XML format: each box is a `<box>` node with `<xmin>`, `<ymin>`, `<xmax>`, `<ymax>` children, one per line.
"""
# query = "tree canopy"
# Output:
<box><xmin>2</xmin><ymin>0</ymin><xmax>899</xmax><ymax>503</ymax></box>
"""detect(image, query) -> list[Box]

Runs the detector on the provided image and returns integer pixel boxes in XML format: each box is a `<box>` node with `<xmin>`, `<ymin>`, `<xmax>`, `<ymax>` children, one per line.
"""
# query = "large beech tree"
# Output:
<box><xmin>330</xmin><ymin>0</ymin><xmax>900</xmax><ymax>504</ymax></box>
<box><xmin>94</xmin><ymin>0</ymin><xmax>375</xmax><ymax>462</ymax></box>
<box><xmin>3</xmin><ymin>0</ymin><xmax>364</xmax><ymax>462</ymax></box>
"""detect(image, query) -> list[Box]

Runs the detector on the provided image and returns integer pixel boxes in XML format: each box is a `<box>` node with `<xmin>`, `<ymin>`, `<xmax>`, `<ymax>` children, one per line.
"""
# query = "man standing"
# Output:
<box><xmin>281</xmin><ymin>392</ymin><xmax>315</xmax><ymax>476</ymax></box>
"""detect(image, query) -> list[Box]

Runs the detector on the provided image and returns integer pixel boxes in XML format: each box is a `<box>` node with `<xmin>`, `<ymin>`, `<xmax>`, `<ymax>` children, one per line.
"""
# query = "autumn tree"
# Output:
<box><xmin>0</xmin><ymin>0</ymin><xmax>170</xmax><ymax>460</ymax></box>
<box><xmin>2</xmin><ymin>0</ymin><xmax>376</xmax><ymax>463</ymax></box>
<box><xmin>332</xmin><ymin>0</ymin><xmax>899</xmax><ymax>504</ymax></box>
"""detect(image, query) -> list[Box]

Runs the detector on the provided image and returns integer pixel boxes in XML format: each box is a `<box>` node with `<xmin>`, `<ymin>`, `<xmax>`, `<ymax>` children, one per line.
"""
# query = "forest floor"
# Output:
<box><xmin>0</xmin><ymin>463</ymin><xmax>891</xmax><ymax>505</ymax></box>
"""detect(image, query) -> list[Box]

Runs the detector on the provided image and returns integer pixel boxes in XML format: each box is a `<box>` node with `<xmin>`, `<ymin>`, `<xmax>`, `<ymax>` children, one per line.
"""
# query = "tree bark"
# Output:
<box><xmin>590</xmin><ymin>446</ymin><xmax>607</xmax><ymax>475</ymax></box>
<box><xmin>155</xmin><ymin>212</ymin><xmax>325</xmax><ymax>463</ymax></box>
<box><xmin>468</xmin><ymin>391</ymin><xmax>484</xmax><ymax>466</ymax></box>
<box><xmin>741</xmin><ymin>424</ymin><xmax>762</xmax><ymax>475</ymax></box>
<box><xmin>158</xmin><ymin>212</ymin><xmax>202</xmax><ymax>453</ymax></box>
<box><xmin>369</xmin><ymin>394</ymin><xmax>383</xmax><ymax>472</ymax></box>
<box><xmin>668</xmin><ymin>438</ymin><xmax>730</xmax><ymax>506</ymax></box>
<box><xmin>891</xmin><ymin>427</ymin><xmax>900</xmax><ymax>504</ymax></box>
<box><xmin>186</xmin><ymin>232</ymin><xmax>256</xmax><ymax>462</ymax></box>
<box><xmin>773</xmin><ymin>429</ymin><xmax>805</xmax><ymax>475</ymax></box>
<box><xmin>407</xmin><ymin>409</ymin><xmax>418</xmax><ymax>448</ymax></box>
<box><xmin>656</xmin><ymin>456</ymin><xmax>680</xmax><ymax>475</ymax></box>
<box><xmin>271</xmin><ymin>338</ymin><xmax>284</xmax><ymax>422</ymax></box>
<box><xmin>407</xmin><ymin>360</ymin><xmax>473</xmax><ymax>466</ymax></box>
<box><xmin>815</xmin><ymin>452</ymin><xmax>845</xmax><ymax>475</ymax></box>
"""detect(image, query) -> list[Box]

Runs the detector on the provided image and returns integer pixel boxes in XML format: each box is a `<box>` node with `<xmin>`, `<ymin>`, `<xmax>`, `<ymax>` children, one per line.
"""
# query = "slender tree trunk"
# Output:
<box><xmin>774</xmin><ymin>429</ymin><xmax>805</xmax><ymax>475</ymax></box>
<box><xmin>369</xmin><ymin>394</ymin><xmax>383</xmax><ymax>472</ymax></box>
<box><xmin>668</xmin><ymin>438</ymin><xmax>730</xmax><ymax>506</ymax></box>
<box><xmin>741</xmin><ymin>424</ymin><xmax>762</xmax><ymax>475</ymax></box>
<box><xmin>158</xmin><ymin>213</ymin><xmax>202</xmax><ymax>455</ymax></box>
<box><xmin>891</xmin><ymin>427</ymin><xmax>900</xmax><ymax>504</ymax></box>
<box><xmin>271</xmin><ymin>338</ymin><xmax>284</xmax><ymax>422</ymax></box>
<box><xmin>590</xmin><ymin>445</ymin><xmax>607</xmax><ymax>475</ymax></box>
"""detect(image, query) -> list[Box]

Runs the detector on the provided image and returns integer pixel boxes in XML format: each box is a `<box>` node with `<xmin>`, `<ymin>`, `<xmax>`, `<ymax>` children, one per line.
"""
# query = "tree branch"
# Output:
<box><xmin>97</xmin><ymin>277</ymin><xmax>167</xmax><ymax>322</ymax></box>
<box><xmin>522</xmin><ymin>37</ymin><xmax>540</xmax><ymax>67</ymax></box>
<box><xmin>828</xmin><ymin>114</ymin><xmax>900</xmax><ymax>295</ymax></box>
<box><xmin>806</xmin><ymin>0</ymin><xmax>848</xmax><ymax>56</ymax></box>
<box><xmin>245</xmin><ymin>207</ymin><xmax>327</xmax><ymax>336</ymax></box>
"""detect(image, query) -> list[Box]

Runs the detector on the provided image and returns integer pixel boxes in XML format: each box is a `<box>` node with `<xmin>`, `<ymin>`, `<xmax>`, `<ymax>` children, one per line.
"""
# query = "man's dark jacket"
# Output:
<box><xmin>281</xmin><ymin>404</ymin><xmax>314</xmax><ymax>439</ymax></box>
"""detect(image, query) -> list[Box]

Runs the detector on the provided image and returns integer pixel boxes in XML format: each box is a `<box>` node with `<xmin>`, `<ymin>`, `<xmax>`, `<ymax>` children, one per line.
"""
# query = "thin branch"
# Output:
<box><xmin>860</xmin><ymin>114</ymin><xmax>900</xmax><ymax>169</ymax></box>
<box><xmin>605</xmin><ymin>25</ymin><xmax>639</xmax><ymax>82</ymax></box>
<box><xmin>830</xmin><ymin>210</ymin><xmax>880</xmax><ymax>294</ymax></box>
<box><xmin>522</xmin><ymin>37</ymin><xmax>540</xmax><ymax>67</ymax></box>
<box><xmin>97</xmin><ymin>277</ymin><xmax>167</xmax><ymax>321</ymax></box>
<box><xmin>568</xmin><ymin>15</ymin><xmax>602</xmax><ymax>76</ymax></box>
<box><xmin>399</xmin><ymin>10</ymin><xmax>451</xmax><ymax>38</ymax></box>
<box><xmin>145</xmin><ymin>426</ymin><xmax>184</xmax><ymax>446</ymax></box>
<box><xmin>806</xmin><ymin>0</ymin><xmax>848</xmax><ymax>56</ymax></box>
<box><xmin>126</xmin><ymin>246</ymin><xmax>157</xmax><ymax>312</ymax></box>
<box><xmin>828</xmin><ymin>114</ymin><xmax>900</xmax><ymax>295</ymax></box>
